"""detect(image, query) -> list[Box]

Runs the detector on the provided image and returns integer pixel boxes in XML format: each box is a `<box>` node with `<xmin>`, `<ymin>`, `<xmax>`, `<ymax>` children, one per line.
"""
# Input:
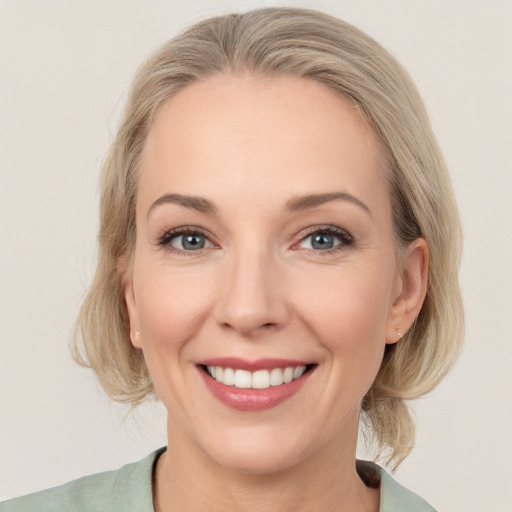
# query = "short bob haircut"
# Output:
<box><xmin>73</xmin><ymin>7</ymin><xmax>463</xmax><ymax>468</ymax></box>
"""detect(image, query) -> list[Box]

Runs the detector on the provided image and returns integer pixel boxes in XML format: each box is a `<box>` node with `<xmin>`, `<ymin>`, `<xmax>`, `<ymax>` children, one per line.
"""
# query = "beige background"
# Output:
<box><xmin>1</xmin><ymin>1</ymin><xmax>511</xmax><ymax>510</ymax></box>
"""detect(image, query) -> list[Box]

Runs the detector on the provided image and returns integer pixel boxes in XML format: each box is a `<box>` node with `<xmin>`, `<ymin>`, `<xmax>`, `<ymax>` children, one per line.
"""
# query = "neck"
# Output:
<box><xmin>153</xmin><ymin>416</ymin><xmax>379</xmax><ymax>512</ymax></box>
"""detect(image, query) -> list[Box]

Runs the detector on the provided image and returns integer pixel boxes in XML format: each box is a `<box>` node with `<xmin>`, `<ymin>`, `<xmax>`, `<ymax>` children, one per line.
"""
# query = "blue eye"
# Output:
<box><xmin>171</xmin><ymin>233</ymin><xmax>208</xmax><ymax>250</ymax></box>
<box><xmin>158</xmin><ymin>229</ymin><xmax>214</xmax><ymax>252</ymax></box>
<box><xmin>311</xmin><ymin>233</ymin><xmax>336</xmax><ymax>249</ymax></box>
<box><xmin>298</xmin><ymin>228</ymin><xmax>353</xmax><ymax>251</ymax></box>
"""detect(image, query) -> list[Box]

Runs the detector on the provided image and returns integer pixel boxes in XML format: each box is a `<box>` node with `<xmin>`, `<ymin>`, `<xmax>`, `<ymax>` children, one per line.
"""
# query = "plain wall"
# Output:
<box><xmin>1</xmin><ymin>1</ymin><xmax>511</xmax><ymax>510</ymax></box>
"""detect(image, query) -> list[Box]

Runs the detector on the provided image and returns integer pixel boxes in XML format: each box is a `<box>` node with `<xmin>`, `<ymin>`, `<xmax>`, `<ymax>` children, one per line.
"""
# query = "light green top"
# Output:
<box><xmin>0</xmin><ymin>449</ymin><xmax>436</xmax><ymax>511</ymax></box>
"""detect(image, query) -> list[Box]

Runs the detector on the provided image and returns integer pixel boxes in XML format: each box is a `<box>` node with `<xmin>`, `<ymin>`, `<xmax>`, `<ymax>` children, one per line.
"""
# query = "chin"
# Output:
<box><xmin>208</xmin><ymin>441</ymin><xmax>306</xmax><ymax>475</ymax></box>
<box><xmin>190</xmin><ymin>420</ymin><xmax>328</xmax><ymax>476</ymax></box>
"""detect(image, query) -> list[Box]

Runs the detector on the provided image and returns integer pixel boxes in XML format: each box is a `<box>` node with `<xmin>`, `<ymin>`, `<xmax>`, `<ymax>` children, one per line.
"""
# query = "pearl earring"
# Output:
<box><xmin>396</xmin><ymin>329</ymin><xmax>404</xmax><ymax>339</ymax></box>
<box><xmin>135</xmin><ymin>330</ymin><xmax>140</xmax><ymax>339</ymax></box>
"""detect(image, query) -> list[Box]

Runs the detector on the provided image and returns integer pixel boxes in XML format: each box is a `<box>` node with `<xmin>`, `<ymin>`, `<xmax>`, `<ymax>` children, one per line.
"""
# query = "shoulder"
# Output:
<box><xmin>0</xmin><ymin>449</ymin><xmax>164</xmax><ymax>512</ymax></box>
<box><xmin>357</xmin><ymin>460</ymin><xmax>437</xmax><ymax>512</ymax></box>
<box><xmin>0</xmin><ymin>470</ymin><xmax>123</xmax><ymax>512</ymax></box>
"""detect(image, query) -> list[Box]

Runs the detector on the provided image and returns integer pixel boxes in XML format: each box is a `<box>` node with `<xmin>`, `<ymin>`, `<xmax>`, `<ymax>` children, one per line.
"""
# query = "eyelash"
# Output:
<box><xmin>294</xmin><ymin>226</ymin><xmax>354</xmax><ymax>253</ymax></box>
<box><xmin>156</xmin><ymin>225</ymin><xmax>354</xmax><ymax>255</ymax></box>
<box><xmin>157</xmin><ymin>227</ymin><xmax>214</xmax><ymax>253</ymax></box>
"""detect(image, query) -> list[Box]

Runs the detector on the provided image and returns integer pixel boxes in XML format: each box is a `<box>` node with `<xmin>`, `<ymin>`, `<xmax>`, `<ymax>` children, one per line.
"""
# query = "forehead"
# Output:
<box><xmin>138</xmin><ymin>74</ymin><xmax>388</xmax><ymax>211</ymax></box>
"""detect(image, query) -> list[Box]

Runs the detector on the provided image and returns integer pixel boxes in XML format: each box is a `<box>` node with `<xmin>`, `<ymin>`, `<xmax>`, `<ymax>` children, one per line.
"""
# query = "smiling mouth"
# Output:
<box><xmin>200</xmin><ymin>364</ymin><xmax>316</xmax><ymax>389</ymax></box>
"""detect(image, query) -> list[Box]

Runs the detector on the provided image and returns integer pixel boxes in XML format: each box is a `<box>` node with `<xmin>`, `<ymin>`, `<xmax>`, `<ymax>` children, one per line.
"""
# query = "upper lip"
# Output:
<box><xmin>197</xmin><ymin>357</ymin><xmax>314</xmax><ymax>371</ymax></box>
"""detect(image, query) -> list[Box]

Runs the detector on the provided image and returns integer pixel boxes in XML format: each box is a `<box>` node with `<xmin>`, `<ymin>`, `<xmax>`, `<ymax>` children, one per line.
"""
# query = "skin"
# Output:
<box><xmin>124</xmin><ymin>74</ymin><xmax>428</xmax><ymax>512</ymax></box>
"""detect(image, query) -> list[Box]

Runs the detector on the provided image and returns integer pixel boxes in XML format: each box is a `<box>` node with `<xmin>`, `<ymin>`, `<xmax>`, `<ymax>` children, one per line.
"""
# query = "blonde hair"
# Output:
<box><xmin>72</xmin><ymin>7</ymin><xmax>463</xmax><ymax>468</ymax></box>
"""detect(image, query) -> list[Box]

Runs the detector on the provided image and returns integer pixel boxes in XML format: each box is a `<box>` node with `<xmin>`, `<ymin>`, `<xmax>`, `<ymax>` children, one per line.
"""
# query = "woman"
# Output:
<box><xmin>1</xmin><ymin>7</ymin><xmax>463</xmax><ymax>512</ymax></box>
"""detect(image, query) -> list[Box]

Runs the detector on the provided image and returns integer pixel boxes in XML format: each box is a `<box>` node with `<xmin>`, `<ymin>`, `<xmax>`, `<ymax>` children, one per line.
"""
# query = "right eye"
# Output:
<box><xmin>158</xmin><ymin>229</ymin><xmax>214</xmax><ymax>253</ymax></box>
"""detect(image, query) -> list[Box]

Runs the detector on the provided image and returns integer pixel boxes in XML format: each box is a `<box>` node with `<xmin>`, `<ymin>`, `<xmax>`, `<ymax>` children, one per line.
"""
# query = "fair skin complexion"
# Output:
<box><xmin>124</xmin><ymin>74</ymin><xmax>428</xmax><ymax>512</ymax></box>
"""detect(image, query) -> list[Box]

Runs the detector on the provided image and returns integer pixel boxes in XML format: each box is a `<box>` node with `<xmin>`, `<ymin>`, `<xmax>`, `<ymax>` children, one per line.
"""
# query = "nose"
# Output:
<box><xmin>214</xmin><ymin>248</ymin><xmax>290</xmax><ymax>337</ymax></box>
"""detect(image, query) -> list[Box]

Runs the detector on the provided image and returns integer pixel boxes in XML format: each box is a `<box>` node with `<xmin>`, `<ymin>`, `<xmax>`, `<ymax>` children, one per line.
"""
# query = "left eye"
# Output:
<box><xmin>169</xmin><ymin>233</ymin><xmax>213</xmax><ymax>251</ymax></box>
<box><xmin>298</xmin><ymin>229</ymin><xmax>352</xmax><ymax>251</ymax></box>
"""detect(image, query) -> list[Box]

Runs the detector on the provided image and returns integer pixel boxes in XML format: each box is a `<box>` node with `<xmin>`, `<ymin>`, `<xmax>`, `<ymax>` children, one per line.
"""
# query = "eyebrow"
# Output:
<box><xmin>147</xmin><ymin>191</ymin><xmax>371</xmax><ymax>218</ymax></box>
<box><xmin>285</xmin><ymin>192</ymin><xmax>371</xmax><ymax>216</ymax></box>
<box><xmin>147</xmin><ymin>193</ymin><xmax>217</xmax><ymax>217</ymax></box>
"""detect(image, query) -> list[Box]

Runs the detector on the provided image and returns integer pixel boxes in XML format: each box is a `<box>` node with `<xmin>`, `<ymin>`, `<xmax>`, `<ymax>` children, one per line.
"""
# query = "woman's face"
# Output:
<box><xmin>125</xmin><ymin>74</ymin><xmax>415</xmax><ymax>473</ymax></box>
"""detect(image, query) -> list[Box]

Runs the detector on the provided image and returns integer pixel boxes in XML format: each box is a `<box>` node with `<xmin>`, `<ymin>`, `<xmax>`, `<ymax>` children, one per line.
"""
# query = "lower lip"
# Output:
<box><xmin>198</xmin><ymin>367</ymin><xmax>313</xmax><ymax>411</ymax></box>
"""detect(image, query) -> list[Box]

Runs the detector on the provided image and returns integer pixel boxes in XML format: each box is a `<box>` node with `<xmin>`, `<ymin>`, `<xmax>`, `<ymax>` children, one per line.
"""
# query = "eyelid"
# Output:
<box><xmin>293</xmin><ymin>225</ymin><xmax>354</xmax><ymax>252</ymax></box>
<box><xmin>155</xmin><ymin>224</ymin><xmax>355</xmax><ymax>254</ymax></box>
<box><xmin>156</xmin><ymin>226</ymin><xmax>218</xmax><ymax>254</ymax></box>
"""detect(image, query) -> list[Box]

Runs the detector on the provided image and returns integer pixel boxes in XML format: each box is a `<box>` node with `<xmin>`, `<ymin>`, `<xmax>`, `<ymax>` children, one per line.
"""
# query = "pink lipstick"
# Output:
<box><xmin>197</xmin><ymin>358</ymin><xmax>315</xmax><ymax>411</ymax></box>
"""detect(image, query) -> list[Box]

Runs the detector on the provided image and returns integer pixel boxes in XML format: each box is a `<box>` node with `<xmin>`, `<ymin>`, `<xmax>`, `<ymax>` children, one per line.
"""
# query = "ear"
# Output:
<box><xmin>386</xmin><ymin>238</ymin><xmax>429</xmax><ymax>344</ymax></box>
<box><xmin>119</xmin><ymin>256</ymin><xmax>142</xmax><ymax>349</ymax></box>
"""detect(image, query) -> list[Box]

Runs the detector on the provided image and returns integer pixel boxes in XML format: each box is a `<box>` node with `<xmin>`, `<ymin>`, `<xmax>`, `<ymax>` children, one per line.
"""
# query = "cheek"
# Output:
<box><xmin>135</xmin><ymin>265</ymin><xmax>211</xmax><ymax>344</ymax></box>
<box><xmin>132</xmin><ymin>264</ymin><xmax>215</xmax><ymax>398</ymax></box>
<box><xmin>132</xmin><ymin>265</ymin><xmax>217</xmax><ymax>412</ymax></box>
<box><xmin>295</xmin><ymin>264</ymin><xmax>392</xmax><ymax>369</ymax></box>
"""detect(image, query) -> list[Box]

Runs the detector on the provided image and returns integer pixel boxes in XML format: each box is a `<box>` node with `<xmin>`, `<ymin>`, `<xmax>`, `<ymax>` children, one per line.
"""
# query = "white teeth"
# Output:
<box><xmin>269</xmin><ymin>368</ymin><xmax>284</xmax><ymax>386</ymax></box>
<box><xmin>252</xmin><ymin>370</ymin><xmax>270</xmax><ymax>389</ymax></box>
<box><xmin>206</xmin><ymin>365</ymin><xmax>308</xmax><ymax>389</ymax></box>
<box><xmin>223</xmin><ymin>367</ymin><xmax>235</xmax><ymax>386</ymax></box>
<box><xmin>283</xmin><ymin>367</ymin><xmax>294</xmax><ymax>383</ymax></box>
<box><xmin>294</xmin><ymin>366</ymin><xmax>306</xmax><ymax>379</ymax></box>
<box><xmin>234</xmin><ymin>369</ymin><xmax>252</xmax><ymax>388</ymax></box>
